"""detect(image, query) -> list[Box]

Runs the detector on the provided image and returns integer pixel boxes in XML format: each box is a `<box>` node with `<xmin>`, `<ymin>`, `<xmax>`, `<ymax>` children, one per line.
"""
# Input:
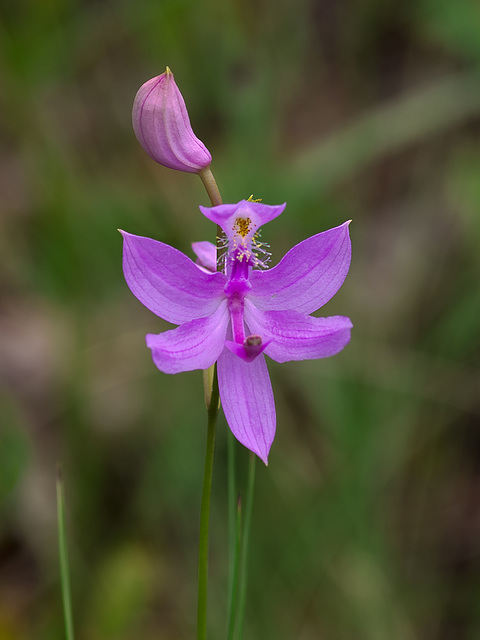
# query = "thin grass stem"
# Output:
<box><xmin>56</xmin><ymin>466</ymin><xmax>75</xmax><ymax>640</ymax></box>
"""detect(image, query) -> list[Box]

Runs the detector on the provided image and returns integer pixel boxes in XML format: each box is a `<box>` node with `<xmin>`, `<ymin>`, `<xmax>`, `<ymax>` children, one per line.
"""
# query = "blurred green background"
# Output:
<box><xmin>1</xmin><ymin>0</ymin><xmax>480</xmax><ymax>638</ymax></box>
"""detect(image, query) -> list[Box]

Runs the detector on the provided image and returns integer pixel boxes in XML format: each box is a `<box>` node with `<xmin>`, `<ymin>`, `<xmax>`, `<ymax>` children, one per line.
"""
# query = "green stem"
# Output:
<box><xmin>197</xmin><ymin>367</ymin><xmax>220</xmax><ymax>640</ymax></box>
<box><xmin>235</xmin><ymin>452</ymin><xmax>256</xmax><ymax>640</ymax></box>
<box><xmin>226</xmin><ymin>431</ymin><xmax>240</xmax><ymax>639</ymax></box>
<box><xmin>56</xmin><ymin>466</ymin><xmax>75</xmax><ymax>640</ymax></box>
<box><xmin>198</xmin><ymin>166</ymin><xmax>223</xmax><ymax>206</ymax></box>
<box><xmin>198</xmin><ymin>165</ymin><xmax>224</xmax><ymax>279</ymax></box>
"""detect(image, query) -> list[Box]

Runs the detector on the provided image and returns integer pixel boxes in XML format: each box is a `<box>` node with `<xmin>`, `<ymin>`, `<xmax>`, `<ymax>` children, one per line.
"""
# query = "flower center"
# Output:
<box><xmin>226</xmin><ymin>217</ymin><xmax>271</xmax><ymax>271</ymax></box>
<box><xmin>220</xmin><ymin>213</ymin><xmax>276</xmax><ymax>362</ymax></box>
<box><xmin>233</xmin><ymin>216</ymin><xmax>253</xmax><ymax>238</ymax></box>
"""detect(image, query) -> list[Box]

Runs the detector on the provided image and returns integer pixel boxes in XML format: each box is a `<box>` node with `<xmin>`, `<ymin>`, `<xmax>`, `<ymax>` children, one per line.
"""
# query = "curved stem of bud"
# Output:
<box><xmin>198</xmin><ymin>165</ymin><xmax>223</xmax><ymax>206</ymax></box>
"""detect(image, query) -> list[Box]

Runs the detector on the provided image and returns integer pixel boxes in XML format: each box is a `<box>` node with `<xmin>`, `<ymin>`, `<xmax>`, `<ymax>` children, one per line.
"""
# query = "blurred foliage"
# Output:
<box><xmin>1</xmin><ymin>0</ymin><xmax>480</xmax><ymax>639</ymax></box>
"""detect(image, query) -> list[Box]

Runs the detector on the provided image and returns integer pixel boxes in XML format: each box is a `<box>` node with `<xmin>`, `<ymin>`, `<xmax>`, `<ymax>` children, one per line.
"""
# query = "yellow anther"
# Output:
<box><xmin>234</xmin><ymin>217</ymin><xmax>253</xmax><ymax>238</ymax></box>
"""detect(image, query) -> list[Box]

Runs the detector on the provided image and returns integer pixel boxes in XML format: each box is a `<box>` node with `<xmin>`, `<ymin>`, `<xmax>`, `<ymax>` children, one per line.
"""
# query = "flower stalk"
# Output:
<box><xmin>197</xmin><ymin>367</ymin><xmax>220</xmax><ymax>640</ymax></box>
<box><xmin>198</xmin><ymin>166</ymin><xmax>223</xmax><ymax>207</ymax></box>
<box><xmin>197</xmin><ymin>166</ymin><xmax>224</xmax><ymax>640</ymax></box>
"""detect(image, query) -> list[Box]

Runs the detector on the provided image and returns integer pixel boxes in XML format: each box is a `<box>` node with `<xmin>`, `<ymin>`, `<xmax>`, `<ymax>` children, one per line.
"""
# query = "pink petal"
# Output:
<box><xmin>192</xmin><ymin>240</ymin><xmax>217</xmax><ymax>272</ymax></box>
<box><xmin>224</xmin><ymin>335</ymin><xmax>271</xmax><ymax>363</ymax></box>
<box><xmin>199</xmin><ymin>200</ymin><xmax>286</xmax><ymax>238</ymax></box>
<box><xmin>245</xmin><ymin>303</ymin><xmax>352</xmax><ymax>363</ymax></box>
<box><xmin>146</xmin><ymin>301</ymin><xmax>229</xmax><ymax>374</ymax></box>
<box><xmin>249</xmin><ymin>221</ymin><xmax>351</xmax><ymax>314</ymax></box>
<box><xmin>122</xmin><ymin>231</ymin><xmax>226</xmax><ymax>325</ymax></box>
<box><xmin>217</xmin><ymin>348</ymin><xmax>275</xmax><ymax>465</ymax></box>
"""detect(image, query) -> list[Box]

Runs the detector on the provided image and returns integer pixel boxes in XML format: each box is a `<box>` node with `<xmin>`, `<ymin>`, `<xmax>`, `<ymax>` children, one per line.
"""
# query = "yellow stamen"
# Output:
<box><xmin>233</xmin><ymin>217</ymin><xmax>253</xmax><ymax>238</ymax></box>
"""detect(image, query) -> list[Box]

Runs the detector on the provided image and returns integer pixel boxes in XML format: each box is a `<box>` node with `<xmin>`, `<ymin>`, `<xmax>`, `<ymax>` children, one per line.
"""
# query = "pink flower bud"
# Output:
<box><xmin>132</xmin><ymin>67</ymin><xmax>212</xmax><ymax>173</ymax></box>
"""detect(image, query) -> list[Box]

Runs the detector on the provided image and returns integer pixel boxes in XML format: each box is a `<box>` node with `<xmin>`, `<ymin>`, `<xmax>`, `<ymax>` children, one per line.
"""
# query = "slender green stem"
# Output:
<box><xmin>197</xmin><ymin>367</ymin><xmax>220</xmax><ymax>640</ymax></box>
<box><xmin>199</xmin><ymin>164</ymin><xmax>245</xmax><ymax>639</ymax></box>
<box><xmin>198</xmin><ymin>166</ymin><xmax>223</xmax><ymax>206</ymax></box>
<box><xmin>198</xmin><ymin>165</ymin><xmax>225</xmax><ymax>271</ymax></box>
<box><xmin>235</xmin><ymin>452</ymin><xmax>256</xmax><ymax>640</ymax></box>
<box><xmin>197</xmin><ymin>164</ymin><xmax>223</xmax><ymax>639</ymax></box>
<box><xmin>226</xmin><ymin>431</ymin><xmax>240</xmax><ymax>639</ymax></box>
<box><xmin>56</xmin><ymin>466</ymin><xmax>75</xmax><ymax>640</ymax></box>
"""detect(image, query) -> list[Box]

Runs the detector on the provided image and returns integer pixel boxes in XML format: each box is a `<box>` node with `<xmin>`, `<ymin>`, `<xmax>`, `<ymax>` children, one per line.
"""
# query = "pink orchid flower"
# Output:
<box><xmin>121</xmin><ymin>200</ymin><xmax>352</xmax><ymax>463</ymax></box>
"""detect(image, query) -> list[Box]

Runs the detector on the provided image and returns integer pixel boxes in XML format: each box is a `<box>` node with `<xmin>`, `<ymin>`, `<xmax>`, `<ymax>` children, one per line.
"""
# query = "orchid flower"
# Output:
<box><xmin>121</xmin><ymin>200</ymin><xmax>352</xmax><ymax>464</ymax></box>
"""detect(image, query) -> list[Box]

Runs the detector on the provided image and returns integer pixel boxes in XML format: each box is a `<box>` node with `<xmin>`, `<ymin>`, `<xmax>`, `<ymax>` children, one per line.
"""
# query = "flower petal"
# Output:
<box><xmin>245</xmin><ymin>303</ymin><xmax>352</xmax><ymax>363</ymax></box>
<box><xmin>224</xmin><ymin>335</ymin><xmax>271</xmax><ymax>363</ymax></box>
<box><xmin>146</xmin><ymin>301</ymin><xmax>229</xmax><ymax>374</ymax></box>
<box><xmin>217</xmin><ymin>348</ymin><xmax>275</xmax><ymax>465</ymax></box>
<box><xmin>192</xmin><ymin>240</ymin><xmax>217</xmax><ymax>272</ymax></box>
<box><xmin>249</xmin><ymin>221</ymin><xmax>351</xmax><ymax>314</ymax></box>
<box><xmin>122</xmin><ymin>231</ymin><xmax>226</xmax><ymax>325</ymax></box>
<box><xmin>199</xmin><ymin>200</ymin><xmax>286</xmax><ymax>239</ymax></box>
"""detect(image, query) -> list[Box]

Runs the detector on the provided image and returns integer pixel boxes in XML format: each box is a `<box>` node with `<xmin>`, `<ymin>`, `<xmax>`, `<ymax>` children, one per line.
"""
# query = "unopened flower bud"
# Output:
<box><xmin>132</xmin><ymin>67</ymin><xmax>212</xmax><ymax>173</ymax></box>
